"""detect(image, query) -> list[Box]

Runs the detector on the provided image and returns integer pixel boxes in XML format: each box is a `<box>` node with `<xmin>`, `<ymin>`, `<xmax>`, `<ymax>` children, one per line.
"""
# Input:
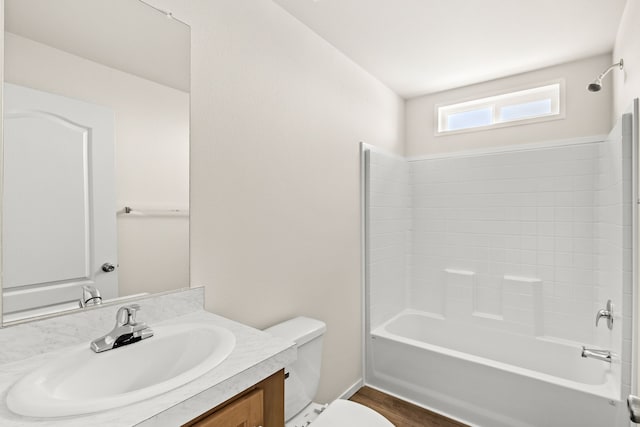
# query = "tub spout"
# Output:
<box><xmin>581</xmin><ymin>346</ymin><xmax>611</xmax><ymax>363</ymax></box>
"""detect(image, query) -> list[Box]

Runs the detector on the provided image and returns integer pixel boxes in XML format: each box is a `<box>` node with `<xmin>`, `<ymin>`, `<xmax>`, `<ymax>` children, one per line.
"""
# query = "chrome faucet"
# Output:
<box><xmin>595</xmin><ymin>300</ymin><xmax>614</xmax><ymax>330</ymax></box>
<box><xmin>90</xmin><ymin>304</ymin><xmax>154</xmax><ymax>353</ymax></box>
<box><xmin>581</xmin><ymin>346</ymin><xmax>612</xmax><ymax>363</ymax></box>
<box><xmin>79</xmin><ymin>285</ymin><xmax>102</xmax><ymax>308</ymax></box>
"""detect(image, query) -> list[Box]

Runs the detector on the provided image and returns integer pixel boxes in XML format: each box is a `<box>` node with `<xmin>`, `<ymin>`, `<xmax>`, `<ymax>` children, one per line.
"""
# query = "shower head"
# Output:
<box><xmin>587</xmin><ymin>59</ymin><xmax>624</xmax><ymax>92</ymax></box>
<box><xmin>587</xmin><ymin>81</ymin><xmax>603</xmax><ymax>92</ymax></box>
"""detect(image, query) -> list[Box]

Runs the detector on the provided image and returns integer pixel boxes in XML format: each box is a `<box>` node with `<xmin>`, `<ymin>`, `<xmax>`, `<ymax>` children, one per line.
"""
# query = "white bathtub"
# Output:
<box><xmin>366</xmin><ymin>310</ymin><xmax>627</xmax><ymax>427</ymax></box>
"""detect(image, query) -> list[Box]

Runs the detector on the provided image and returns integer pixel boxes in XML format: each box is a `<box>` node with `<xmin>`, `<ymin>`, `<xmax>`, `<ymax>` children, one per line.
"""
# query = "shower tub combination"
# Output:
<box><xmin>368</xmin><ymin>310</ymin><xmax>624</xmax><ymax>427</ymax></box>
<box><xmin>363</xmin><ymin>114</ymin><xmax>636</xmax><ymax>427</ymax></box>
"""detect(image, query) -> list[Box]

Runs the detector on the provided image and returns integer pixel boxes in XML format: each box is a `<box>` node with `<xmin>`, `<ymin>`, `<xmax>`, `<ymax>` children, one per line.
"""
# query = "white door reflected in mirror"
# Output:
<box><xmin>2</xmin><ymin>83</ymin><xmax>118</xmax><ymax>316</ymax></box>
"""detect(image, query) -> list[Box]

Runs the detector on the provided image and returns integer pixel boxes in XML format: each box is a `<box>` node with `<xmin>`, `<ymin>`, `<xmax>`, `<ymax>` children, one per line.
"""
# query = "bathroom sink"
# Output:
<box><xmin>6</xmin><ymin>322</ymin><xmax>236</xmax><ymax>418</ymax></box>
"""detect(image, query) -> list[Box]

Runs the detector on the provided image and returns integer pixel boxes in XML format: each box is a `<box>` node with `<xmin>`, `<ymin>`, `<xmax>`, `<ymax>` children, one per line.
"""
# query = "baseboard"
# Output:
<box><xmin>338</xmin><ymin>378</ymin><xmax>364</xmax><ymax>400</ymax></box>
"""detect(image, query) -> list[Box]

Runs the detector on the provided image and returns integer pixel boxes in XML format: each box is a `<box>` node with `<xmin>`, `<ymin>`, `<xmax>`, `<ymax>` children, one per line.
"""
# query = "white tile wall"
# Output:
<box><xmin>444</xmin><ymin>269</ymin><xmax>475</xmax><ymax>320</ymax></box>
<box><xmin>595</xmin><ymin>113</ymin><xmax>633</xmax><ymax>398</ymax></box>
<box><xmin>411</xmin><ymin>143</ymin><xmax>602</xmax><ymax>343</ymax></box>
<box><xmin>366</xmin><ymin>149</ymin><xmax>411</xmax><ymax>328</ymax></box>
<box><xmin>366</xmin><ymin>135</ymin><xmax>631</xmax><ymax>378</ymax></box>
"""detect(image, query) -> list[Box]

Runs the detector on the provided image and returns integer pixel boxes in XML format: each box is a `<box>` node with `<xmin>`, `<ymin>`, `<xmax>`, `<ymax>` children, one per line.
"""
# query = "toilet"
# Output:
<box><xmin>265</xmin><ymin>317</ymin><xmax>394</xmax><ymax>427</ymax></box>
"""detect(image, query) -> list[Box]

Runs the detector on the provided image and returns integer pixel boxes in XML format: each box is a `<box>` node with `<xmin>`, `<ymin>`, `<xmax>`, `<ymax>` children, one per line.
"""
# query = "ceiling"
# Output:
<box><xmin>272</xmin><ymin>0</ymin><xmax>628</xmax><ymax>98</ymax></box>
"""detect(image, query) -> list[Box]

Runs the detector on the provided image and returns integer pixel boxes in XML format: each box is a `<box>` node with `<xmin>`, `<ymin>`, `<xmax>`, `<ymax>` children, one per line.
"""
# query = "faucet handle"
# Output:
<box><xmin>595</xmin><ymin>309</ymin><xmax>609</xmax><ymax>326</ymax></box>
<box><xmin>127</xmin><ymin>304</ymin><xmax>141</xmax><ymax>324</ymax></box>
<box><xmin>116</xmin><ymin>304</ymin><xmax>141</xmax><ymax>327</ymax></box>
<box><xmin>595</xmin><ymin>300</ymin><xmax>614</xmax><ymax>330</ymax></box>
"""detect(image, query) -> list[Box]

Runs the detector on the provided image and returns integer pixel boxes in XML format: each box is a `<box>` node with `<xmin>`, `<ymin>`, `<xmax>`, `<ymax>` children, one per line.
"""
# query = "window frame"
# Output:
<box><xmin>434</xmin><ymin>79</ymin><xmax>565</xmax><ymax>136</ymax></box>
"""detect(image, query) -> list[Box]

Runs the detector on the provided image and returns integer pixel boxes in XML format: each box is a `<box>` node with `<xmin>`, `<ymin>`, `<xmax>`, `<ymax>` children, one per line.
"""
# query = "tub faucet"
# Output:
<box><xmin>595</xmin><ymin>299</ymin><xmax>614</xmax><ymax>330</ymax></box>
<box><xmin>581</xmin><ymin>346</ymin><xmax>611</xmax><ymax>363</ymax></box>
<box><xmin>90</xmin><ymin>304</ymin><xmax>154</xmax><ymax>353</ymax></box>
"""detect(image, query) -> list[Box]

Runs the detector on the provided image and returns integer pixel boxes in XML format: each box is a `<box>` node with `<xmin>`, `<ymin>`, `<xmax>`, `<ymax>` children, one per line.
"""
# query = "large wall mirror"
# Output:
<box><xmin>2</xmin><ymin>0</ymin><xmax>190</xmax><ymax>325</ymax></box>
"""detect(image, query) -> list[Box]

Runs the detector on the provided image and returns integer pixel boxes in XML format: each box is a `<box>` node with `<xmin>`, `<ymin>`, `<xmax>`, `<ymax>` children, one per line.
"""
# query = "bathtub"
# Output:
<box><xmin>366</xmin><ymin>310</ymin><xmax>627</xmax><ymax>427</ymax></box>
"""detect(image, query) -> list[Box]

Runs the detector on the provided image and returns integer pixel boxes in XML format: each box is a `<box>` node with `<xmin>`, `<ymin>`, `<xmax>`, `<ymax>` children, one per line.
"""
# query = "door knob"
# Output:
<box><xmin>101</xmin><ymin>263</ymin><xmax>116</xmax><ymax>272</ymax></box>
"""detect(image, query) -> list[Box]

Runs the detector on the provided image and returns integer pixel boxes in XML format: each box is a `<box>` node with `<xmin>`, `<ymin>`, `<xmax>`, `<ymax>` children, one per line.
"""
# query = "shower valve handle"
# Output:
<box><xmin>595</xmin><ymin>300</ymin><xmax>613</xmax><ymax>330</ymax></box>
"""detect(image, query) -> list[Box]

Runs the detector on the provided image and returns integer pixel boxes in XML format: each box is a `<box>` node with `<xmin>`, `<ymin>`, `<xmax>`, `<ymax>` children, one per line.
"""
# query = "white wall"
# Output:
<box><xmin>613</xmin><ymin>0</ymin><xmax>640</xmax><ymax>118</ymax></box>
<box><xmin>147</xmin><ymin>0</ymin><xmax>404</xmax><ymax>402</ymax></box>
<box><xmin>4</xmin><ymin>32</ymin><xmax>190</xmax><ymax>297</ymax></box>
<box><xmin>406</xmin><ymin>54</ymin><xmax>613</xmax><ymax>157</ymax></box>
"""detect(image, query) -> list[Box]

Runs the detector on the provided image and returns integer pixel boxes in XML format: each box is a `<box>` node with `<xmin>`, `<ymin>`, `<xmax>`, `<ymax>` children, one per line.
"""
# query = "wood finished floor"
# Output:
<box><xmin>349</xmin><ymin>386</ymin><xmax>469</xmax><ymax>427</ymax></box>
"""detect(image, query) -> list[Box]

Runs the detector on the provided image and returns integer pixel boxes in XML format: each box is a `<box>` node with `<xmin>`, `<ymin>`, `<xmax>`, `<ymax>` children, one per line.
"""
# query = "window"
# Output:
<box><xmin>436</xmin><ymin>82</ymin><xmax>563</xmax><ymax>135</ymax></box>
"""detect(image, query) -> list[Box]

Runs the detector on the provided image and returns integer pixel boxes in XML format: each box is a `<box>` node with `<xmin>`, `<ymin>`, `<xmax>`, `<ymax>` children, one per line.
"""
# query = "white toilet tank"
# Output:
<box><xmin>264</xmin><ymin>316</ymin><xmax>327</xmax><ymax>421</ymax></box>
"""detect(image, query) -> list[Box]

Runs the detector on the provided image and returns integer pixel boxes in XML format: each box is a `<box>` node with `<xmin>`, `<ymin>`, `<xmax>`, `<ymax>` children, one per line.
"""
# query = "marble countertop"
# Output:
<box><xmin>0</xmin><ymin>309</ymin><xmax>296</xmax><ymax>426</ymax></box>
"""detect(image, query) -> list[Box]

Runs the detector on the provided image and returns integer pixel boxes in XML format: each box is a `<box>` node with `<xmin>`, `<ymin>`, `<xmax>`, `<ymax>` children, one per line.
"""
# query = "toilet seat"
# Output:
<box><xmin>310</xmin><ymin>399</ymin><xmax>394</xmax><ymax>427</ymax></box>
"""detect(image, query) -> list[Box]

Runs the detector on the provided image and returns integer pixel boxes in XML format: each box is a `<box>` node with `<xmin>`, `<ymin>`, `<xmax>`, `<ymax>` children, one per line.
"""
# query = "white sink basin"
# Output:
<box><xmin>6</xmin><ymin>322</ymin><xmax>236</xmax><ymax>418</ymax></box>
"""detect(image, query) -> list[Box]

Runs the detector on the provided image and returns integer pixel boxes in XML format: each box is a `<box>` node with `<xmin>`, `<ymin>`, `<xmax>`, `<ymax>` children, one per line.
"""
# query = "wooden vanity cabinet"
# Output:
<box><xmin>183</xmin><ymin>369</ymin><xmax>285</xmax><ymax>427</ymax></box>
